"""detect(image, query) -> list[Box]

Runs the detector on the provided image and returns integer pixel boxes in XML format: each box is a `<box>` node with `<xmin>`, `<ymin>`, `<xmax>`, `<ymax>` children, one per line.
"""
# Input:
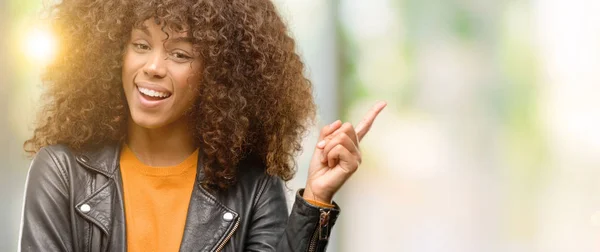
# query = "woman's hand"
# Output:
<box><xmin>303</xmin><ymin>101</ymin><xmax>387</xmax><ymax>204</ymax></box>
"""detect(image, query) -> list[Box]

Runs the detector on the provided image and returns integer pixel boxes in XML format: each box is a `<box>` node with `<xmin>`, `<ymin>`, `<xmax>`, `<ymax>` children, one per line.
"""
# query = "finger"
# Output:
<box><xmin>320</xmin><ymin>132</ymin><xmax>358</xmax><ymax>163</ymax></box>
<box><xmin>355</xmin><ymin>101</ymin><xmax>387</xmax><ymax>142</ymax></box>
<box><xmin>333</xmin><ymin>122</ymin><xmax>359</xmax><ymax>146</ymax></box>
<box><xmin>327</xmin><ymin>144</ymin><xmax>358</xmax><ymax>172</ymax></box>
<box><xmin>319</xmin><ymin>122</ymin><xmax>359</xmax><ymax>150</ymax></box>
<box><xmin>317</xmin><ymin>120</ymin><xmax>342</xmax><ymax>148</ymax></box>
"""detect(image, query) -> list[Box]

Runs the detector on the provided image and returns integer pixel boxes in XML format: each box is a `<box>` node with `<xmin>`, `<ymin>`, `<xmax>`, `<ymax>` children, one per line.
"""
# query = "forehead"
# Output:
<box><xmin>133</xmin><ymin>18</ymin><xmax>190</xmax><ymax>38</ymax></box>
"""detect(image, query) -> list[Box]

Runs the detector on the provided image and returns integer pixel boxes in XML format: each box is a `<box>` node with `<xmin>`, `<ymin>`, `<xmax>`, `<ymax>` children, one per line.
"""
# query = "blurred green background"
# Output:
<box><xmin>4</xmin><ymin>0</ymin><xmax>600</xmax><ymax>251</ymax></box>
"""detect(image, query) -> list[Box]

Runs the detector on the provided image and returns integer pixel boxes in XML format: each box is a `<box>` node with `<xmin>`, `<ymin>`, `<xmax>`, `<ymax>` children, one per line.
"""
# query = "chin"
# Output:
<box><xmin>130</xmin><ymin>111</ymin><xmax>167</xmax><ymax>129</ymax></box>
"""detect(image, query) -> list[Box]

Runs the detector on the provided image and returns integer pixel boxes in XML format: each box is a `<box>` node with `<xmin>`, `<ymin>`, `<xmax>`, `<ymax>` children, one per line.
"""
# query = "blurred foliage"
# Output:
<box><xmin>337</xmin><ymin>0</ymin><xmax>545</xmax><ymax>244</ymax></box>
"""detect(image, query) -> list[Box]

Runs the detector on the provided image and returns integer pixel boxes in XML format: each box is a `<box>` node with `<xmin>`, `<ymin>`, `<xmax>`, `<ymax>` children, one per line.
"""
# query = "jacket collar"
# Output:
<box><xmin>75</xmin><ymin>143</ymin><xmax>209</xmax><ymax>183</ymax></box>
<box><xmin>74</xmin><ymin>143</ymin><xmax>240</xmax><ymax>252</ymax></box>
<box><xmin>75</xmin><ymin>144</ymin><xmax>121</xmax><ymax>178</ymax></box>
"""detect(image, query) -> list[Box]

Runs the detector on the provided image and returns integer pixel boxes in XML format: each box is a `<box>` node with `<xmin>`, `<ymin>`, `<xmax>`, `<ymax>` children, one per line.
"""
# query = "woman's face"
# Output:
<box><xmin>122</xmin><ymin>19</ymin><xmax>202</xmax><ymax>129</ymax></box>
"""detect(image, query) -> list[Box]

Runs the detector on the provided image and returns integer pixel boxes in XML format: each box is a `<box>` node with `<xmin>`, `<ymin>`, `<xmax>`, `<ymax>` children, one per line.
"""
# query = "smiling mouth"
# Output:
<box><xmin>136</xmin><ymin>85</ymin><xmax>172</xmax><ymax>101</ymax></box>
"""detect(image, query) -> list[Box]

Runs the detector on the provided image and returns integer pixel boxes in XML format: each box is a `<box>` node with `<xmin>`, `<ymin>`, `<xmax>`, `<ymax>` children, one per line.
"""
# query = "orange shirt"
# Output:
<box><xmin>119</xmin><ymin>145</ymin><xmax>198</xmax><ymax>252</ymax></box>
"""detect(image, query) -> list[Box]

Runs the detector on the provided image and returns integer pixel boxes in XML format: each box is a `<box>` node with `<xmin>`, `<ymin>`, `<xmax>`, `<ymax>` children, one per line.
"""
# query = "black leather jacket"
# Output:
<box><xmin>19</xmin><ymin>144</ymin><xmax>340</xmax><ymax>252</ymax></box>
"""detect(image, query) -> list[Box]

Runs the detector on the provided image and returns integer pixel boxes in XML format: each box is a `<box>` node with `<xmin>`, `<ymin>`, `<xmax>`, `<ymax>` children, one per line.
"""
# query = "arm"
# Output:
<box><xmin>246</xmin><ymin>101</ymin><xmax>385</xmax><ymax>251</ymax></box>
<box><xmin>281</xmin><ymin>189</ymin><xmax>340</xmax><ymax>252</ymax></box>
<box><xmin>244</xmin><ymin>175</ymin><xmax>339</xmax><ymax>252</ymax></box>
<box><xmin>19</xmin><ymin>147</ymin><xmax>73</xmax><ymax>252</ymax></box>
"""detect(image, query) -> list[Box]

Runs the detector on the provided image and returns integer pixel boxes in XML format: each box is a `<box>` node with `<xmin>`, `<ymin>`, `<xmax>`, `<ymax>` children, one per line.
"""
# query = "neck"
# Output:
<box><xmin>126</xmin><ymin>117</ymin><xmax>196</xmax><ymax>167</ymax></box>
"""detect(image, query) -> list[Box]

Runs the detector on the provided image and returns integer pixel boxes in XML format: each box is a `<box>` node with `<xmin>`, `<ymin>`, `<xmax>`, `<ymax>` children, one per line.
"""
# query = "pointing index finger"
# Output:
<box><xmin>355</xmin><ymin>101</ymin><xmax>387</xmax><ymax>142</ymax></box>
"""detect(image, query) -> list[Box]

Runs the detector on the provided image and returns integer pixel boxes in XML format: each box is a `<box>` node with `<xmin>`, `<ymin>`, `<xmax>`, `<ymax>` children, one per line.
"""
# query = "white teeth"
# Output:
<box><xmin>138</xmin><ymin>87</ymin><xmax>170</xmax><ymax>98</ymax></box>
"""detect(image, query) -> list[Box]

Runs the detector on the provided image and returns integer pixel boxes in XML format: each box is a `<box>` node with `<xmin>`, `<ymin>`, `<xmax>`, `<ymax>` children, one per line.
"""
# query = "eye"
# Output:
<box><xmin>132</xmin><ymin>42</ymin><xmax>150</xmax><ymax>51</ymax></box>
<box><xmin>170</xmin><ymin>51</ymin><xmax>193</xmax><ymax>62</ymax></box>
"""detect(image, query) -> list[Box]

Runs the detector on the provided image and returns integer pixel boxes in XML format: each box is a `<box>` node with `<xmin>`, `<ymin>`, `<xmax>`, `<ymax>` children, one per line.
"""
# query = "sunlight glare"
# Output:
<box><xmin>24</xmin><ymin>28</ymin><xmax>57</xmax><ymax>64</ymax></box>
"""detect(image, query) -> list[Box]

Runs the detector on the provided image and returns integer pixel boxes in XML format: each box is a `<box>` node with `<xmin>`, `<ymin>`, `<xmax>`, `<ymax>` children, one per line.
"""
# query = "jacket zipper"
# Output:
<box><xmin>215</xmin><ymin>217</ymin><xmax>240</xmax><ymax>252</ymax></box>
<box><xmin>308</xmin><ymin>209</ymin><xmax>330</xmax><ymax>252</ymax></box>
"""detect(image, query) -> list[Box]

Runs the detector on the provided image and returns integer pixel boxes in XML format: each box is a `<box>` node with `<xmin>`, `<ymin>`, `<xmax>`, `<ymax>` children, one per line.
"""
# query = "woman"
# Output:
<box><xmin>19</xmin><ymin>0</ymin><xmax>386</xmax><ymax>251</ymax></box>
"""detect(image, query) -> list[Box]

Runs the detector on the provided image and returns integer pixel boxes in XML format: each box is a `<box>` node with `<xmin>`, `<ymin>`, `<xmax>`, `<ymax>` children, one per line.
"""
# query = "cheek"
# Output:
<box><xmin>180</xmin><ymin>75</ymin><xmax>201</xmax><ymax>104</ymax></box>
<box><xmin>122</xmin><ymin>51</ymin><xmax>143</xmax><ymax>82</ymax></box>
<box><xmin>174</xmin><ymin>64</ymin><xmax>202</xmax><ymax>94</ymax></box>
<box><xmin>122</xmin><ymin>54</ymin><xmax>134</xmax><ymax>83</ymax></box>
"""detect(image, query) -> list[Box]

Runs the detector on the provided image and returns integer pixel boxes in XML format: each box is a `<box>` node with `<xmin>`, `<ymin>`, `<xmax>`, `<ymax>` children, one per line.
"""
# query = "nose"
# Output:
<box><xmin>143</xmin><ymin>50</ymin><xmax>167</xmax><ymax>78</ymax></box>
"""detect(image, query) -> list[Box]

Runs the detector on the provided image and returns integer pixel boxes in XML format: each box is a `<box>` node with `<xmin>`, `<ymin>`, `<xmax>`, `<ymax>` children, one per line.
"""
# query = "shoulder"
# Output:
<box><xmin>30</xmin><ymin>144</ymin><xmax>76</xmax><ymax>170</ymax></box>
<box><xmin>27</xmin><ymin>144</ymin><xmax>77</xmax><ymax>194</ymax></box>
<box><xmin>236</xmin><ymin>157</ymin><xmax>285</xmax><ymax>195</ymax></box>
<box><xmin>32</xmin><ymin>144</ymin><xmax>80</xmax><ymax>173</ymax></box>
<box><xmin>208</xmin><ymin>156</ymin><xmax>289</xmax><ymax>227</ymax></box>
<box><xmin>215</xmin><ymin>156</ymin><xmax>286</xmax><ymax>209</ymax></box>
<box><xmin>36</xmin><ymin>144</ymin><xmax>76</xmax><ymax>159</ymax></box>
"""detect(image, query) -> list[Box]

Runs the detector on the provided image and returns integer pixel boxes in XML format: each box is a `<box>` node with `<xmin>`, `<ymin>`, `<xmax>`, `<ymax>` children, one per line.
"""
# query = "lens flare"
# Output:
<box><xmin>23</xmin><ymin>28</ymin><xmax>57</xmax><ymax>64</ymax></box>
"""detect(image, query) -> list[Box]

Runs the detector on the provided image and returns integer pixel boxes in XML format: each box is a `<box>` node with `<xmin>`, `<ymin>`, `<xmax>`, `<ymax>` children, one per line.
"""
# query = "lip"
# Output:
<box><xmin>135</xmin><ymin>82</ymin><xmax>173</xmax><ymax>95</ymax></box>
<box><xmin>134</xmin><ymin>82</ymin><xmax>172</xmax><ymax>109</ymax></box>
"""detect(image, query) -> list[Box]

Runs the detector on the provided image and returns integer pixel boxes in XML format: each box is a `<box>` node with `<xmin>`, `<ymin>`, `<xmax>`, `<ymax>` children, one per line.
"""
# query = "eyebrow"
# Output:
<box><xmin>167</xmin><ymin>37</ymin><xmax>193</xmax><ymax>44</ymax></box>
<box><xmin>133</xmin><ymin>26</ymin><xmax>192</xmax><ymax>44</ymax></box>
<box><xmin>137</xmin><ymin>25</ymin><xmax>151</xmax><ymax>37</ymax></box>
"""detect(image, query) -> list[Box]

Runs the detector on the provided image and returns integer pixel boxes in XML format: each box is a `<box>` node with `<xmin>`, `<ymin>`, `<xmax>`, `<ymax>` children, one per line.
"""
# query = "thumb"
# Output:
<box><xmin>316</xmin><ymin>120</ymin><xmax>342</xmax><ymax>149</ymax></box>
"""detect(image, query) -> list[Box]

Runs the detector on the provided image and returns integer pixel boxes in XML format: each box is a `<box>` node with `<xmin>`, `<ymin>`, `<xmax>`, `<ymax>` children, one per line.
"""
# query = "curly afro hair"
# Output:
<box><xmin>24</xmin><ymin>0</ymin><xmax>316</xmax><ymax>189</ymax></box>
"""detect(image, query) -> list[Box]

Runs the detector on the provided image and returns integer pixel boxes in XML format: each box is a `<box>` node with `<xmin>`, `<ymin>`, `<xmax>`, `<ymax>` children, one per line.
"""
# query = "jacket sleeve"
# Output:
<box><xmin>19</xmin><ymin>147</ymin><xmax>73</xmax><ymax>252</ymax></box>
<box><xmin>245</xmin><ymin>176</ymin><xmax>340</xmax><ymax>252</ymax></box>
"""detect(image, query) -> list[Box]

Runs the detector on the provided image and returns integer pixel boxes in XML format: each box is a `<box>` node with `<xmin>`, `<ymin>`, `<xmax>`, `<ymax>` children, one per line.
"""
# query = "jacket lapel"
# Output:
<box><xmin>179</xmin><ymin>182</ymin><xmax>239</xmax><ymax>252</ymax></box>
<box><xmin>179</xmin><ymin>156</ymin><xmax>239</xmax><ymax>252</ymax></box>
<box><xmin>74</xmin><ymin>178</ymin><xmax>117</xmax><ymax>234</ymax></box>
<box><xmin>74</xmin><ymin>144</ymin><xmax>126</xmax><ymax>245</ymax></box>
